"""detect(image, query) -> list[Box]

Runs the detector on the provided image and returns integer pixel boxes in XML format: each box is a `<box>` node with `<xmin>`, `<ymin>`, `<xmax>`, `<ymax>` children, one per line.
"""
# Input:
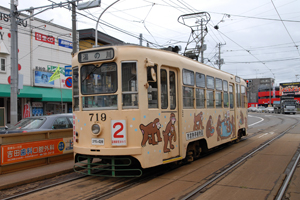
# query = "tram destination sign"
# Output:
<box><xmin>78</xmin><ymin>48</ymin><xmax>114</xmax><ymax>63</ymax></box>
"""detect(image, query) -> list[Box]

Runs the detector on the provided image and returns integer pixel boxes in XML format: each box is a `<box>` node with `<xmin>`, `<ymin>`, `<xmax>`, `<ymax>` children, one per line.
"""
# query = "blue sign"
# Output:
<box><xmin>65</xmin><ymin>65</ymin><xmax>72</xmax><ymax>77</ymax></box>
<box><xmin>58</xmin><ymin>39</ymin><xmax>73</xmax><ymax>49</ymax></box>
<box><xmin>34</xmin><ymin>71</ymin><xmax>54</xmax><ymax>87</ymax></box>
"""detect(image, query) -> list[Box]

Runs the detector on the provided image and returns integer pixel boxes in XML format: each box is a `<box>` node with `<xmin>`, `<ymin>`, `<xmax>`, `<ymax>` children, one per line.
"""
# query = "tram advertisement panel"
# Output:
<box><xmin>1</xmin><ymin>138</ymin><xmax>73</xmax><ymax>165</ymax></box>
<box><xmin>280</xmin><ymin>82</ymin><xmax>300</xmax><ymax>96</ymax></box>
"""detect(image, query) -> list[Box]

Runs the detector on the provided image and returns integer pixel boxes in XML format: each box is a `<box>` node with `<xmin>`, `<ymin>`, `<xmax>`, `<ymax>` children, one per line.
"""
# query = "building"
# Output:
<box><xmin>0</xmin><ymin>6</ymin><xmax>124</xmax><ymax>125</ymax></box>
<box><xmin>245</xmin><ymin>78</ymin><xmax>275</xmax><ymax>107</ymax></box>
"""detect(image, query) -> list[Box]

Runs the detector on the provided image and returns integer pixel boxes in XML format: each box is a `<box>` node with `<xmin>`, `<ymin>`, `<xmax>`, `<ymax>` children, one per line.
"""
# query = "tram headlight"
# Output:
<box><xmin>91</xmin><ymin>124</ymin><xmax>101</xmax><ymax>135</ymax></box>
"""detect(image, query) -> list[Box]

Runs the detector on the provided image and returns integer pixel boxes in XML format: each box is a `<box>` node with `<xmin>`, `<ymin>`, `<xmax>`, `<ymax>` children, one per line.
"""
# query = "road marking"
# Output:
<box><xmin>258</xmin><ymin>133</ymin><xmax>269</xmax><ymax>138</ymax></box>
<box><xmin>248</xmin><ymin>115</ymin><xmax>264</xmax><ymax>127</ymax></box>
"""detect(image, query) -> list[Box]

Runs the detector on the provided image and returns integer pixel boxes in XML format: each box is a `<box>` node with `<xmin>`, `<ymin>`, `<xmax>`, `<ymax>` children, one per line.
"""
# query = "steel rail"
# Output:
<box><xmin>276</xmin><ymin>151</ymin><xmax>300</xmax><ymax>200</ymax></box>
<box><xmin>182</xmin><ymin>121</ymin><xmax>300</xmax><ymax>200</ymax></box>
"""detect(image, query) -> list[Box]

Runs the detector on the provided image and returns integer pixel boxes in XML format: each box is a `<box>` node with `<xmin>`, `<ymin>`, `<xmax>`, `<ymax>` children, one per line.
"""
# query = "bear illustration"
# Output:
<box><xmin>194</xmin><ymin>112</ymin><xmax>204</xmax><ymax>131</ymax></box>
<box><xmin>206</xmin><ymin>115</ymin><xmax>214</xmax><ymax>138</ymax></box>
<box><xmin>140</xmin><ymin>118</ymin><xmax>162</xmax><ymax>147</ymax></box>
<box><xmin>163</xmin><ymin>113</ymin><xmax>176</xmax><ymax>153</ymax></box>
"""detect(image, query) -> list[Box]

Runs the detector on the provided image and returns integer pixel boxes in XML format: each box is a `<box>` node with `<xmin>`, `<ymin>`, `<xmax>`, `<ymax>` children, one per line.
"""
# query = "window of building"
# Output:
<box><xmin>0</xmin><ymin>57</ymin><xmax>6</xmax><ymax>72</ymax></box>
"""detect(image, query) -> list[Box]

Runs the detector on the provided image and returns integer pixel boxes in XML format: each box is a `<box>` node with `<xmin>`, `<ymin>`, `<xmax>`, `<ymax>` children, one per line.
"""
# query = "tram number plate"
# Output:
<box><xmin>92</xmin><ymin>138</ymin><xmax>104</xmax><ymax>145</ymax></box>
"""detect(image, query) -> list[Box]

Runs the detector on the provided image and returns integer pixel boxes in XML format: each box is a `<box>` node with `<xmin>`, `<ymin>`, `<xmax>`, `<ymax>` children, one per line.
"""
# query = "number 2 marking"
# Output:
<box><xmin>113</xmin><ymin>122</ymin><xmax>124</xmax><ymax>138</ymax></box>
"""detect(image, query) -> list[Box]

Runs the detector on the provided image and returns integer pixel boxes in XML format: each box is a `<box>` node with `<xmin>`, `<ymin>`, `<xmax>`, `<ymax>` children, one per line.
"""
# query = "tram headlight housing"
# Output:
<box><xmin>91</xmin><ymin>124</ymin><xmax>101</xmax><ymax>135</ymax></box>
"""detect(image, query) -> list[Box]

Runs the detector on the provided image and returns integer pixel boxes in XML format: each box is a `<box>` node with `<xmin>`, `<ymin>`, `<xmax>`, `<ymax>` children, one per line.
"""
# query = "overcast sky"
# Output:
<box><xmin>8</xmin><ymin>0</ymin><xmax>300</xmax><ymax>85</ymax></box>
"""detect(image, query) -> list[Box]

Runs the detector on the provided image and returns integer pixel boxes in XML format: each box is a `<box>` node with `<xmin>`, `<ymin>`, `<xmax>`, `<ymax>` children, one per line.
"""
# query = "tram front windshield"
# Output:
<box><xmin>81</xmin><ymin>63</ymin><xmax>118</xmax><ymax>109</ymax></box>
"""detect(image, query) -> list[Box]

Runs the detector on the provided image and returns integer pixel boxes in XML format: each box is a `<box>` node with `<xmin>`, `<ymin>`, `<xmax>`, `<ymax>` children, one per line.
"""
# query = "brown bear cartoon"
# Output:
<box><xmin>140</xmin><ymin>118</ymin><xmax>162</xmax><ymax>147</ymax></box>
<box><xmin>163</xmin><ymin>113</ymin><xmax>176</xmax><ymax>153</ymax></box>
<box><xmin>206</xmin><ymin>115</ymin><xmax>215</xmax><ymax>138</ymax></box>
<box><xmin>194</xmin><ymin>112</ymin><xmax>204</xmax><ymax>131</ymax></box>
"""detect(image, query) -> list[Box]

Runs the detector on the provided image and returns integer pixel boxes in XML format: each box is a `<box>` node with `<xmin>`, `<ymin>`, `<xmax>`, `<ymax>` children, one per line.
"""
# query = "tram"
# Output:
<box><xmin>72</xmin><ymin>45</ymin><xmax>248</xmax><ymax>177</ymax></box>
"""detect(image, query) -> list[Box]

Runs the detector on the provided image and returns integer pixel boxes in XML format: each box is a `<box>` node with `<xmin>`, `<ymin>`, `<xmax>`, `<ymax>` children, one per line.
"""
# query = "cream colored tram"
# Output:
<box><xmin>72</xmin><ymin>45</ymin><xmax>248</xmax><ymax>177</ymax></box>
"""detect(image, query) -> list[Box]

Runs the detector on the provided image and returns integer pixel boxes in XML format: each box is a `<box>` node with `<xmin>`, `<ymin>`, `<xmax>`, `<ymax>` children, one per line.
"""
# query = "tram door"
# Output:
<box><xmin>160</xmin><ymin>67</ymin><xmax>179</xmax><ymax>159</ymax></box>
<box><xmin>229</xmin><ymin>83</ymin><xmax>237</xmax><ymax>140</ymax></box>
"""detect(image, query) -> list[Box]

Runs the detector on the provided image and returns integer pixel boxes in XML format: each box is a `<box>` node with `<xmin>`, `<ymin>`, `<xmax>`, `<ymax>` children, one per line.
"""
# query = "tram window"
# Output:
<box><xmin>207</xmin><ymin>76</ymin><xmax>215</xmax><ymax>89</ymax></box>
<box><xmin>223</xmin><ymin>80</ymin><xmax>228</xmax><ymax>108</ymax></box>
<box><xmin>216</xmin><ymin>78</ymin><xmax>222</xmax><ymax>91</ymax></box>
<box><xmin>183</xmin><ymin>86</ymin><xmax>194</xmax><ymax>108</ymax></box>
<box><xmin>122</xmin><ymin>62</ymin><xmax>138</xmax><ymax>108</ymax></box>
<box><xmin>196</xmin><ymin>88</ymin><xmax>205</xmax><ymax>108</ymax></box>
<box><xmin>196</xmin><ymin>73</ymin><xmax>205</xmax><ymax>88</ymax></box>
<box><xmin>241</xmin><ymin>86</ymin><xmax>246</xmax><ymax>108</ymax></box>
<box><xmin>82</xmin><ymin>95</ymin><xmax>117</xmax><ymax>110</ymax></box>
<box><xmin>81</xmin><ymin>63</ymin><xmax>117</xmax><ymax>95</ymax></box>
<box><xmin>229</xmin><ymin>85</ymin><xmax>234</xmax><ymax>109</ymax></box>
<box><xmin>73</xmin><ymin>67</ymin><xmax>79</xmax><ymax>111</ymax></box>
<box><xmin>206</xmin><ymin>90</ymin><xmax>214</xmax><ymax>108</ymax></box>
<box><xmin>183</xmin><ymin>69</ymin><xmax>194</xmax><ymax>86</ymax></box>
<box><xmin>236</xmin><ymin>85</ymin><xmax>241</xmax><ymax>107</ymax></box>
<box><xmin>170</xmin><ymin>71</ymin><xmax>176</xmax><ymax>110</ymax></box>
<box><xmin>216</xmin><ymin>91</ymin><xmax>222</xmax><ymax>108</ymax></box>
<box><xmin>161</xmin><ymin>69</ymin><xmax>168</xmax><ymax>109</ymax></box>
<box><xmin>147</xmin><ymin>66</ymin><xmax>158</xmax><ymax>108</ymax></box>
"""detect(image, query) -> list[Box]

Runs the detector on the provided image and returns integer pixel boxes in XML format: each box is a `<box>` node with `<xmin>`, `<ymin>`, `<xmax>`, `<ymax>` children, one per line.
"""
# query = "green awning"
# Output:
<box><xmin>0</xmin><ymin>84</ymin><xmax>72</xmax><ymax>102</ymax></box>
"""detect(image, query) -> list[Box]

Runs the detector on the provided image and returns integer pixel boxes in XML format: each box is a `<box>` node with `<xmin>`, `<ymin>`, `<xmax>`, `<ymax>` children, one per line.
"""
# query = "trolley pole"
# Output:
<box><xmin>10</xmin><ymin>0</ymin><xmax>19</xmax><ymax>125</ymax></box>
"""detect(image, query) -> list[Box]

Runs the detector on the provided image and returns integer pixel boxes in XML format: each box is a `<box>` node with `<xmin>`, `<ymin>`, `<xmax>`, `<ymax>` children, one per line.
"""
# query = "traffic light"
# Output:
<box><xmin>246</xmin><ymin>80</ymin><xmax>249</xmax><ymax>87</ymax></box>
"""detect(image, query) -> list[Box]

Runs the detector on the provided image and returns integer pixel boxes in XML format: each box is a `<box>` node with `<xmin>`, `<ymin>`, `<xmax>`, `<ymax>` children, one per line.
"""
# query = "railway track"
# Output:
<box><xmin>181</xmin><ymin>115</ymin><xmax>300</xmax><ymax>200</ymax></box>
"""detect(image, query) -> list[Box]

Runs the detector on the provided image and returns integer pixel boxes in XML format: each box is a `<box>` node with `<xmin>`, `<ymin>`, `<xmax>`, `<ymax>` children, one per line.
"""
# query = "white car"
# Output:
<box><xmin>257</xmin><ymin>106</ymin><xmax>267</xmax><ymax>113</ymax></box>
<box><xmin>247</xmin><ymin>107</ymin><xmax>257</xmax><ymax>112</ymax></box>
<box><xmin>265</xmin><ymin>107</ymin><xmax>274</xmax><ymax>113</ymax></box>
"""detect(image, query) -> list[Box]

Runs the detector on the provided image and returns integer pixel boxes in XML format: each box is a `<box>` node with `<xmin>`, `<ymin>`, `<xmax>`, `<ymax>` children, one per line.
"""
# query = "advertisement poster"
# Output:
<box><xmin>279</xmin><ymin>82</ymin><xmax>300</xmax><ymax>96</ymax></box>
<box><xmin>1</xmin><ymin>138</ymin><xmax>73</xmax><ymax>165</ymax></box>
<box><xmin>23</xmin><ymin>103</ymin><xmax>31</xmax><ymax>118</ymax></box>
<box><xmin>34</xmin><ymin>71</ymin><xmax>54</xmax><ymax>87</ymax></box>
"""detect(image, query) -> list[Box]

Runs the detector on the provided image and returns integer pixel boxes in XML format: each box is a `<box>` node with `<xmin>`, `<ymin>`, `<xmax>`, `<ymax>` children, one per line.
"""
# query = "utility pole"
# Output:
<box><xmin>139</xmin><ymin>33</ymin><xmax>143</xmax><ymax>46</ymax></box>
<box><xmin>10</xmin><ymin>0</ymin><xmax>18</xmax><ymax>125</ymax></box>
<box><xmin>72</xmin><ymin>1</ymin><xmax>77</xmax><ymax>55</ymax></box>
<box><xmin>215</xmin><ymin>43</ymin><xmax>225</xmax><ymax>70</ymax></box>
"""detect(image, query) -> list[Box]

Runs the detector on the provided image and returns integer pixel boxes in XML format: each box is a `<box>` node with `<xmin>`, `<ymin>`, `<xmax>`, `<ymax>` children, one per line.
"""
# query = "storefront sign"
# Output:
<box><xmin>280</xmin><ymin>82</ymin><xmax>300</xmax><ymax>96</ymax></box>
<box><xmin>58</xmin><ymin>39</ymin><xmax>73</xmax><ymax>49</ymax></box>
<box><xmin>23</xmin><ymin>103</ymin><xmax>31</xmax><ymax>118</ymax></box>
<box><xmin>1</xmin><ymin>138</ymin><xmax>73</xmax><ymax>165</ymax></box>
<box><xmin>65</xmin><ymin>65</ymin><xmax>72</xmax><ymax>77</ymax></box>
<box><xmin>35</xmin><ymin>32</ymin><xmax>55</xmax><ymax>45</ymax></box>
<box><xmin>34</xmin><ymin>70</ymin><xmax>54</xmax><ymax>87</ymax></box>
<box><xmin>0</xmin><ymin>12</ymin><xmax>28</xmax><ymax>27</ymax></box>
<box><xmin>32</xmin><ymin>102</ymin><xmax>43</xmax><ymax>107</ymax></box>
<box><xmin>47</xmin><ymin>65</ymin><xmax>65</xmax><ymax>76</ymax></box>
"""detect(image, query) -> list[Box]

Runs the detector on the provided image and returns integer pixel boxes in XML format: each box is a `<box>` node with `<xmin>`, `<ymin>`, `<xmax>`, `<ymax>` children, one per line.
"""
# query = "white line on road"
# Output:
<box><xmin>248</xmin><ymin>115</ymin><xmax>264</xmax><ymax>127</ymax></box>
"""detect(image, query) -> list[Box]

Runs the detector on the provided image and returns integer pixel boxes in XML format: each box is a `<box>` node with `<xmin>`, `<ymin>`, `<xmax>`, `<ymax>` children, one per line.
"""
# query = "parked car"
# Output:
<box><xmin>0</xmin><ymin>113</ymin><xmax>73</xmax><ymax>134</ymax></box>
<box><xmin>247</xmin><ymin>107</ymin><xmax>257</xmax><ymax>112</ymax></box>
<box><xmin>257</xmin><ymin>106</ymin><xmax>267</xmax><ymax>113</ymax></box>
<box><xmin>265</xmin><ymin>107</ymin><xmax>274</xmax><ymax>113</ymax></box>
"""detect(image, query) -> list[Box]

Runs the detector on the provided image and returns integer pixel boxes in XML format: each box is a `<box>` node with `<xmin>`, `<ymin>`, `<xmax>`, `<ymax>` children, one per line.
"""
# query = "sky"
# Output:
<box><xmin>7</xmin><ymin>0</ymin><xmax>300</xmax><ymax>85</ymax></box>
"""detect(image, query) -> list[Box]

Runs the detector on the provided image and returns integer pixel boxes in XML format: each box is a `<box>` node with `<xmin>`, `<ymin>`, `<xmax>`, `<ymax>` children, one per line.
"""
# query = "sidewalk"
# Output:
<box><xmin>0</xmin><ymin>160</ymin><xmax>75</xmax><ymax>190</ymax></box>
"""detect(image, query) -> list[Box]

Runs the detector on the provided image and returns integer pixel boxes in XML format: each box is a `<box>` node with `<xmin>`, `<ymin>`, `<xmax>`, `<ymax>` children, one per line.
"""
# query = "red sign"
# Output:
<box><xmin>23</xmin><ymin>103</ymin><xmax>31</xmax><ymax>118</ymax></box>
<box><xmin>65</xmin><ymin>77</ymin><xmax>72</xmax><ymax>88</ymax></box>
<box><xmin>1</xmin><ymin>138</ymin><xmax>65</xmax><ymax>165</ymax></box>
<box><xmin>35</xmin><ymin>32</ymin><xmax>55</xmax><ymax>45</ymax></box>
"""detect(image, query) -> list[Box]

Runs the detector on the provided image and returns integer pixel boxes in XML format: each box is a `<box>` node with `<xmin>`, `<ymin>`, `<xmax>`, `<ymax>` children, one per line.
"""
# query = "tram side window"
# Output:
<box><xmin>170</xmin><ymin>71</ymin><xmax>176</xmax><ymax>110</ymax></box>
<box><xmin>148</xmin><ymin>66</ymin><xmax>158</xmax><ymax>108</ymax></box>
<box><xmin>229</xmin><ymin>85</ymin><xmax>234</xmax><ymax>109</ymax></box>
<box><xmin>216</xmin><ymin>78</ymin><xmax>222</xmax><ymax>108</ymax></box>
<box><xmin>241</xmin><ymin>86</ymin><xmax>246</xmax><ymax>108</ymax></box>
<box><xmin>73</xmin><ymin>67</ymin><xmax>79</xmax><ymax>111</ymax></box>
<box><xmin>236</xmin><ymin>84</ymin><xmax>241</xmax><ymax>107</ymax></box>
<box><xmin>196</xmin><ymin>73</ymin><xmax>205</xmax><ymax>108</ymax></box>
<box><xmin>161</xmin><ymin>69</ymin><xmax>168</xmax><ymax>109</ymax></box>
<box><xmin>206</xmin><ymin>76</ymin><xmax>215</xmax><ymax>108</ymax></box>
<box><xmin>183</xmin><ymin>69</ymin><xmax>194</xmax><ymax>108</ymax></box>
<box><xmin>122</xmin><ymin>62</ymin><xmax>138</xmax><ymax>108</ymax></box>
<box><xmin>223</xmin><ymin>80</ymin><xmax>229</xmax><ymax>108</ymax></box>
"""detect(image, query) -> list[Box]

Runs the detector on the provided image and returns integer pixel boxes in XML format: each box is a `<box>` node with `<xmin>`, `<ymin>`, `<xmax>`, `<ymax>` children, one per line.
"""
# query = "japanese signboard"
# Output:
<box><xmin>1</xmin><ymin>138</ymin><xmax>73</xmax><ymax>165</ymax></box>
<box><xmin>58</xmin><ymin>39</ymin><xmax>73</xmax><ymax>49</ymax></box>
<box><xmin>35</xmin><ymin>32</ymin><xmax>55</xmax><ymax>45</ymax></box>
<box><xmin>279</xmin><ymin>82</ymin><xmax>300</xmax><ymax>96</ymax></box>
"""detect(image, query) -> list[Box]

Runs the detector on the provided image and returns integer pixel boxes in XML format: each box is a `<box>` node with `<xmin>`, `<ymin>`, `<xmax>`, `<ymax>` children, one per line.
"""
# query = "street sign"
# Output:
<box><xmin>65</xmin><ymin>65</ymin><xmax>72</xmax><ymax>77</ymax></box>
<box><xmin>65</xmin><ymin>77</ymin><xmax>72</xmax><ymax>88</ymax></box>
